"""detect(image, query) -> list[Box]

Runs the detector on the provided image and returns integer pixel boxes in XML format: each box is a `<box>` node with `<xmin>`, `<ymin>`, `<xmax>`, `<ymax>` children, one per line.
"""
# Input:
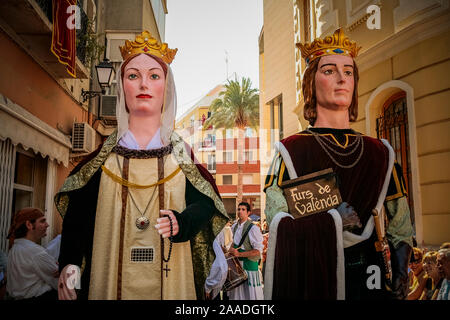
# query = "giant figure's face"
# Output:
<box><xmin>315</xmin><ymin>55</ymin><xmax>355</xmax><ymax>112</ymax></box>
<box><xmin>123</xmin><ymin>54</ymin><xmax>166</xmax><ymax>118</ymax></box>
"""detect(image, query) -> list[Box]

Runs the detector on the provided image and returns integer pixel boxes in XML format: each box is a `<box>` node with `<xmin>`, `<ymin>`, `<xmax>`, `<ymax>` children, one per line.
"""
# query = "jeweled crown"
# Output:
<box><xmin>296</xmin><ymin>28</ymin><xmax>361</xmax><ymax>66</ymax></box>
<box><xmin>119</xmin><ymin>31</ymin><xmax>177</xmax><ymax>64</ymax></box>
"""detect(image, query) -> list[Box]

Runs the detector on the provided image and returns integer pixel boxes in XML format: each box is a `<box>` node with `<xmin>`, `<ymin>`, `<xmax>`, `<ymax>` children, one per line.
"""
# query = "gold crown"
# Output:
<box><xmin>296</xmin><ymin>28</ymin><xmax>361</xmax><ymax>66</ymax></box>
<box><xmin>119</xmin><ymin>31</ymin><xmax>177</xmax><ymax>64</ymax></box>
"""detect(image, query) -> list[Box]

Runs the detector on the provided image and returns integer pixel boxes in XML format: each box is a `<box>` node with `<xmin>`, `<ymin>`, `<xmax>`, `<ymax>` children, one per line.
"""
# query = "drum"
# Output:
<box><xmin>222</xmin><ymin>252</ymin><xmax>248</xmax><ymax>292</ymax></box>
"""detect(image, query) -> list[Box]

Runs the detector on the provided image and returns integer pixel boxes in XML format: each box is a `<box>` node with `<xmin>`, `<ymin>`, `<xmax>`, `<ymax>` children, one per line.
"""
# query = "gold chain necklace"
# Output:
<box><xmin>306</xmin><ymin>129</ymin><xmax>365</xmax><ymax>169</ymax></box>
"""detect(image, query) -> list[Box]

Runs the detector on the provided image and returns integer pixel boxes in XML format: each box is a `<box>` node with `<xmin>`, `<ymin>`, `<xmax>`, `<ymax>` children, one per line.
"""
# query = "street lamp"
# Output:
<box><xmin>81</xmin><ymin>58</ymin><xmax>115</xmax><ymax>103</ymax></box>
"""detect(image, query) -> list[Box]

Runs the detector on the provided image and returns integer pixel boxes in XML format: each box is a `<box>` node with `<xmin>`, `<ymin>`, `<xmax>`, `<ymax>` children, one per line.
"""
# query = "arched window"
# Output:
<box><xmin>376</xmin><ymin>92</ymin><xmax>414</xmax><ymax>220</ymax></box>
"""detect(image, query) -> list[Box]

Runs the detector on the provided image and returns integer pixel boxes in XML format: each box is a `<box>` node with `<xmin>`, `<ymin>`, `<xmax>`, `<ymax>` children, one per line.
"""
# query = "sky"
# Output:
<box><xmin>165</xmin><ymin>0</ymin><xmax>263</xmax><ymax>119</ymax></box>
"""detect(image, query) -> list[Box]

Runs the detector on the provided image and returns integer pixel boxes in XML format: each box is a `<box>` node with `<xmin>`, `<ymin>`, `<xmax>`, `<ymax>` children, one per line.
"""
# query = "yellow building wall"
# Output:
<box><xmin>354</xmin><ymin>26</ymin><xmax>450</xmax><ymax>246</ymax></box>
<box><xmin>262</xmin><ymin>0</ymin><xmax>299</xmax><ymax>138</ymax></box>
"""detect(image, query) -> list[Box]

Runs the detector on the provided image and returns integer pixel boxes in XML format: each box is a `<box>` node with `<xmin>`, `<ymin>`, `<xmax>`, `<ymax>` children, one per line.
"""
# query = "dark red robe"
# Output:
<box><xmin>269</xmin><ymin>128</ymin><xmax>389</xmax><ymax>300</ymax></box>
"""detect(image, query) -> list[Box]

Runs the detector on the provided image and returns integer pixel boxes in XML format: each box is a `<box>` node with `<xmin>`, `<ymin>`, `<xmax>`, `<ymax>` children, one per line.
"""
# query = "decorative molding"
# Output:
<box><xmin>345</xmin><ymin>0</ymin><xmax>380</xmax><ymax>31</ymax></box>
<box><xmin>394</xmin><ymin>0</ymin><xmax>450</xmax><ymax>33</ymax></box>
<box><xmin>314</xmin><ymin>0</ymin><xmax>339</xmax><ymax>37</ymax></box>
<box><xmin>346</xmin><ymin>1</ymin><xmax>383</xmax><ymax>32</ymax></box>
<box><xmin>294</xmin><ymin>0</ymin><xmax>302</xmax><ymax>105</ymax></box>
<box><xmin>356</xmin><ymin>10</ymin><xmax>450</xmax><ymax>72</ymax></box>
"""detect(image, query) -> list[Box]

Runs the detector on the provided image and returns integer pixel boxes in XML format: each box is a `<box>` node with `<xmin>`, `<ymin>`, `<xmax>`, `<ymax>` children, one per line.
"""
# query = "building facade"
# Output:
<box><xmin>259</xmin><ymin>0</ymin><xmax>450</xmax><ymax>246</ymax></box>
<box><xmin>0</xmin><ymin>0</ymin><xmax>167</xmax><ymax>252</ymax></box>
<box><xmin>176</xmin><ymin>85</ymin><xmax>261</xmax><ymax>220</ymax></box>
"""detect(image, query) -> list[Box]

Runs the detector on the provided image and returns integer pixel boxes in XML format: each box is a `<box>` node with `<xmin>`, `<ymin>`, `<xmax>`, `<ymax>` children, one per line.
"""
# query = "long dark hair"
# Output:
<box><xmin>302</xmin><ymin>57</ymin><xmax>359</xmax><ymax>126</ymax></box>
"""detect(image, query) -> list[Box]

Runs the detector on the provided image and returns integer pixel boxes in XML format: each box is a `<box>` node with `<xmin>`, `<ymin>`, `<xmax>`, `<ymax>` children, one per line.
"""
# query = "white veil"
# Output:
<box><xmin>115</xmin><ymin>53</ymin><xmax>177</xmax><ymax>147</ymax></box>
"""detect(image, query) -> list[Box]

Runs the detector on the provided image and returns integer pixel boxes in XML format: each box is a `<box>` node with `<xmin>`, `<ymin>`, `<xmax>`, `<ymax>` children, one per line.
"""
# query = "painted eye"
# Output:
<box><xmin>324</xmin><ymin>69</ymin><xmax>333</xmax><ymax>75</ymax></box>
<box><xmin>128</xmin><ymin>74</ymin><xmax>137</xmax><ymax>80</ymax></box>
<box><xmin>345</xmin><ymin>70</ymin><xmax>353</xmax><ymax>76</ymax></box>
<box><xmin>151</xmin><ymin>74</ymin><xmax>160</xmax><ymax>80</ymax></box>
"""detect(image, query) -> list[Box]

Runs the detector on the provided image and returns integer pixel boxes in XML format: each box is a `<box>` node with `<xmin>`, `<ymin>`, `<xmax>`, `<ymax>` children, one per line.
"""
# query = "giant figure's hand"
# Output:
<box><xmin>336</xmin><ymin>202</ymin><xmax>362</xmax><ymax>231</ymax></box>
<box><xmin>155</xmin><ymin>210</ymin><xmax>179</xmax><ymax>238</ymax></box>
<box><xmin>58</xmin><ymin>264</ymin><xmax>79</xmax><ymax>300</ymax></box>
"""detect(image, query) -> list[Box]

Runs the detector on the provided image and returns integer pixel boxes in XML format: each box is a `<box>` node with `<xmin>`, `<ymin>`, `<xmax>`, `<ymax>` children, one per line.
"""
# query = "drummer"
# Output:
<box><xmin>227</xmin><ymin>202</ymin><xmax>264</xmax><ymax>300</ymax></box>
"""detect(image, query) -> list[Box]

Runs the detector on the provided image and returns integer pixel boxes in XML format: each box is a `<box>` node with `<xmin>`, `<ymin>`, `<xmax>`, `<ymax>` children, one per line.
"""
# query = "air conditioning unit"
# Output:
<box><xmin>72</xmin><ymin>122</ymin><xmax>96</xmax><ymax>153</ymax></box>
<box><xmin>99</xmin><ymin>95</ymin><xmax>117</xmax><ymax>119</ymax></box>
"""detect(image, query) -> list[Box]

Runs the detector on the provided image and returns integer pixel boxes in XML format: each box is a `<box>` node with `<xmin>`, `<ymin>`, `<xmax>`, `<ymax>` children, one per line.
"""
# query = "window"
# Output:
<box><xmin>203</xmin><ymin>134</ymin><xmax>216</xmax><ymax>147</ymax></box>
<box><xmin>279</xmin><ymin>101</ymin><xmax>284</xmax><ymax>139</ymax></box>
<box><xmin>243</xmin><ymin>174</ymin><xmax>253</xmax><ymax>185</ymax></box>
<box><xmin>223</xmin><ymin>151</ymin><xmax>233</xmax><ymax>163</ymax></box>
<box><xmin>376</xmin><ymin>92</ymin><xmax>414</xmax><ymax>223</ymax></box>
<box><xmin>0</xmin><ymin>141</ymin><xmax>49</xmax><ymax>251</ymax></box>
<box><xmin>223</xmin><ymin>175</ymin><xmax>233</xmax><ymax>185</ymax></box>
<box><xmin>13</xmin><ymin>152</ymin><xmax>34</xmax><ymax>213</ymax></box>
<box><xmin>12</xmin><ymin>149</ymin><xmax>47</xmax><ymax>217</ymax></box>
<box><xmin>244</xmin><ymin>151</ymin><xmax>253</xmax><ymax>162</ymax></box>
<box><xmin>226</xmin><ymin>129</ymin><xmax>233</xmax><ymax>139</ymax></box>
<box><xmin>269</xmin><ymin>96</ymin><xmax>284</xmax><ymax>146</ymax></box>
<box><xmin>207</xmin><ymin>154</ymin><xmax>216</xmax><ymax>171</ymax></box>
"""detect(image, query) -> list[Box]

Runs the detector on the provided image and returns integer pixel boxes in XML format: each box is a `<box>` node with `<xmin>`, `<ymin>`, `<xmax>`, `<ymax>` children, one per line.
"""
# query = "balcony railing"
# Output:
<box><xmin>76</xmin><ymin>2</ymin><xmax>89</xmax><ymax>66</ymax></box>
<box><xmin>35</xmin><ymin>0</ymin><xmax>89</xmax><ymax>67</ymax></box>
<box><xmin>35</xmin><ymin>0</ymin><xmax>52</xmax><ymax>22</ymax></box>
<box><xmin>201</xmin><ymin>140</ymin><xmax>216</xmax><ymax>148</ymax></box>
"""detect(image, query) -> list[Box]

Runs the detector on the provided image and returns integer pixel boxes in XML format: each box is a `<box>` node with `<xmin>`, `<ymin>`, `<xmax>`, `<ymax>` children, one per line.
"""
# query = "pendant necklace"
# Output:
<box><xmin>115</xmin><ymin>154</ymin><xmax>163</xmax><ymax>230</ymax></box>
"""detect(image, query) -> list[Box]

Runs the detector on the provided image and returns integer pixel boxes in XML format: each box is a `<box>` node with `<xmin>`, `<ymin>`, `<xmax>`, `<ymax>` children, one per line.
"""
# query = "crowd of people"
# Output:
<box><xmin>407</xmin><ymin>244</ymin><xmax>450</xmax><ymax>300</ymax></box>
<box><xmin>2</xmin><ymin>205</ymin><xmax>449</xmax><ymax>301</ymax></box>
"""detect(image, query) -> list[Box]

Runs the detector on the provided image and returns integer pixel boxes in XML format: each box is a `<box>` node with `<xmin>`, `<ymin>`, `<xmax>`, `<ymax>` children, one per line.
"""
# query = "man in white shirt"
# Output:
<box><xmin>6</xmin><ymin>208</ymin><xmax>59</xmax><ymax>300</ymax></box>
<box><xmin>228</xmin><ymin>202</ymin><xmax>264</xmax><ymax>300</ymax></box>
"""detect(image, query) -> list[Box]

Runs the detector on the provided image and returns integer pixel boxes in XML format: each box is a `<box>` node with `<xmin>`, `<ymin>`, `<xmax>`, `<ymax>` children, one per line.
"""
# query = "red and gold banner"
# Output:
<box><xmin>50</xmin><ymin>0</ymin><xmax>77</xmax><ymax>78</ymax></box>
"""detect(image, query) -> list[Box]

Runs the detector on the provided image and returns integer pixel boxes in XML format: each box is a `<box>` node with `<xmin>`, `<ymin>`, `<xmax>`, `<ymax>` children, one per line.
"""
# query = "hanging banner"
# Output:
<box><xmin>50</xmin><ymin>0</ymin><xmax>77</xmax><ymax>78</ymax></box>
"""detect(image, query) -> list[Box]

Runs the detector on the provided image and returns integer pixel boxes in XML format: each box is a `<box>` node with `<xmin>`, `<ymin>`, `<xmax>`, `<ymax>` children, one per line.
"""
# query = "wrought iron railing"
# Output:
<box><xmin>76</xmin><ymin>0</ymin><xmax>89</xmax><ymax>66</ymax></box>
<box><xmin>35</xmin><ymin>0</ymin><xmax>53</xmax><ymax>23</ymax></box>
<box><xmin>376</xmin><ymin>98</ymin><xmax>415</xmax><ymax>224</ymax></box>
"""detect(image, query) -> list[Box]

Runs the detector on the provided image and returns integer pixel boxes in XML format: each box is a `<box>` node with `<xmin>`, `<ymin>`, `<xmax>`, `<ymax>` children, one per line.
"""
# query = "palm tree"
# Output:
<box><xmin>204</xmin><ymin>76</ymin><xmax>259</xmax><ymax>206</ymax></box>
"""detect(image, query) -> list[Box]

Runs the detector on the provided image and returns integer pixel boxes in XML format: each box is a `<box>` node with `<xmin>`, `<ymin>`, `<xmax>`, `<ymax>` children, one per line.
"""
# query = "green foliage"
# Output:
<box><xmin>76</xmin><ymin>18</ymin><xmax>105</xmax><ymax>69</ymax></box>
<box><xmin>204</xmin><ymin>77</ymin><xmax>259</xmax><ymax>131</ymax></box>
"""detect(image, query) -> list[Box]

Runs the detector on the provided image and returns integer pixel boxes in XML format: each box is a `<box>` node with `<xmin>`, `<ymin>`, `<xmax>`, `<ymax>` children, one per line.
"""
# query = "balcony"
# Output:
<box><xmin>0</xmin><ymin>0</ymin><xmax>89</xmax><ymax>79</ymax></box>
<box><xmin>198</xmin><ymin>138</ymin><xmax>216</xmax><ymax>151</ymax></box>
